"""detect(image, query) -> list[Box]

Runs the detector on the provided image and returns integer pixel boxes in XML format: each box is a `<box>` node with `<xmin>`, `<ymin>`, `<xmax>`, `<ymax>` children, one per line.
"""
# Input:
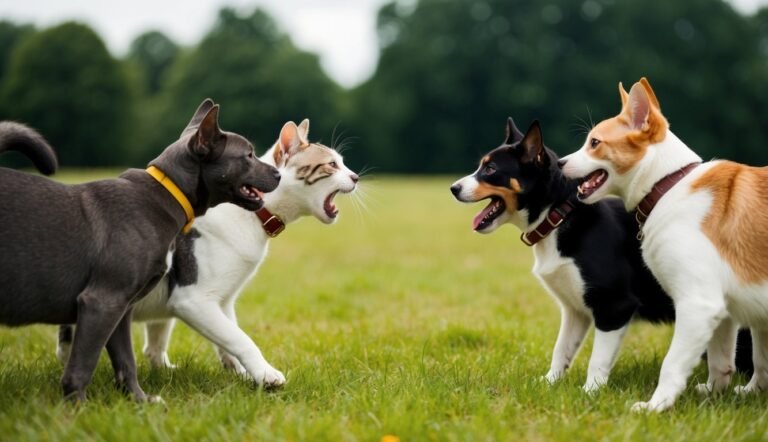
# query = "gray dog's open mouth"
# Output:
<box><xmin>239</xmin><ymin>184</ymin><xmax>264</xmax><ymax>203</ymax></box>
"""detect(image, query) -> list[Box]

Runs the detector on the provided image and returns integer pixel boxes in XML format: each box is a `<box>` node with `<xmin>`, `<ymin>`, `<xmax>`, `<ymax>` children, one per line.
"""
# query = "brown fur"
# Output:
<box><xmin>691</xmin><ymin>162</ymin><xmax>768</xmax><ymax>284</ymax></box>
<box><xmin>471</xmin><ymin>180</ymin><xmax>519</xmax><ymax>214</ymax></box>
<box><xmin>586</xmin><ymin>78</ymin><xmax>669</xmax><ymax>174</ymax></box>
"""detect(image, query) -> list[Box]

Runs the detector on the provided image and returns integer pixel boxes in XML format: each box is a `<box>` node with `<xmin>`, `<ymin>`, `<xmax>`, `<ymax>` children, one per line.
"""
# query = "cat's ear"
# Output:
<box><xmin>273</xmin><ymin>121</ymin><xmax>304</xmax><ymax>165</ymax></box>
<box><xmin>297</xmin><ymin>118</ymin><xmax>310</xmax><ymax>144</ymax></box>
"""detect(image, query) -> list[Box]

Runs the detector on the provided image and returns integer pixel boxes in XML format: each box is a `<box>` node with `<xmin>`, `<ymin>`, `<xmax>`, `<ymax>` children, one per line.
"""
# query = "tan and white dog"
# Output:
<box><xmin>560</xmin><ymin>78</ymin><xmax>767</xmax><ymax>412</ymax></box>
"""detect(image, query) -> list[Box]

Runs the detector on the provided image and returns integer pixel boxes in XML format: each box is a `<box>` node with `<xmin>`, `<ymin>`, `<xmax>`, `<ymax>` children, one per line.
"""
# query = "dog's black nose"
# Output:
<box><xmin>450</xmin><ymin>183</ymin><xmax>462</xmax><ymax>197</ymax></box>
<box><xmin>557</xmin><ymin>159</ymin><xmax>567</xmax><ymax>170</ymax></box>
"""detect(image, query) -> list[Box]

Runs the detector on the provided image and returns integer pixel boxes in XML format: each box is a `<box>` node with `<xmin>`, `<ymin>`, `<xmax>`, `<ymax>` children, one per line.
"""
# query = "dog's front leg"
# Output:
<box><xmin>171</xmin><ymin>299</ymin><xmax>285</xmax><ymax>387</ymax></box>
<box><xmin>106</xmin><ymin>310</ymin><xmax>161</xmax><ymax>402</ymax></box>
<box><xmin>216</xmin><ymin>299</ymin><xmax>247</xmax><ymax>375</ymax></box>
<box><xmin>583</xmin><ymin>325</ymin><xmax>628</xmax><ymax>393</ymax></box>
<box><xmin>696</xmin><ymin>316</ymin><xmax>737</xmax><ymax>395</ymax></box>
<box><xmin>631</xmin><ymin>298</ymin><xmax>727</xmax><ymax>412</ymax></box>
<box><xmin>61</xmin><ymin>289</ymin><xmax>133</xmax><ymax>401</ymax></box>
<box><xmin>544</xmin><ymin>306</ymin><xmax>591</xmax><ymax>384</ymax></box>
<box><xmin>736</xmin><ymin>327</ymin><xmax>768</xmax><ymax>394</ymax></box>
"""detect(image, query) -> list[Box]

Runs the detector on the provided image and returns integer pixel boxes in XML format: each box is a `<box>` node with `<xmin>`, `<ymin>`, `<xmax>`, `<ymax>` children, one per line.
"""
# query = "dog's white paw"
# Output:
<box><xmin>734</xmin><ymin>384</ymin><xmax>761</xmax><ymax>395</ymax></box>
<box><xmin>630</xmin><ymin>399</ymin><xmax>670</xmax><ymax>413</ymax></box>
<box><xmin>582</xmin><ymin>379</ymin><xmax>605</xmax><ymax>394</ymax></box>
<box><xmin>695</xmin><ymin>383</ymin><xmax>712</xmax><ymax>395</ymax></box>
<box><xmin>221</xmin><ymin>354</ymin><xmax>247</xmax><ymax>375</ymax></box>
<box><xmin>541</xmin><ymin>370</ymin><xmax>563</xmax><ymax>385</ymax></box>
<box><xmin>256</xmin><ymin>364</ymin><xmax>286</xmax><ymax>388</ymax></box>
<box><xmin>145</xmin><ymin>351</ymin><xmax>176</xmax><ymax>369</ymax></box>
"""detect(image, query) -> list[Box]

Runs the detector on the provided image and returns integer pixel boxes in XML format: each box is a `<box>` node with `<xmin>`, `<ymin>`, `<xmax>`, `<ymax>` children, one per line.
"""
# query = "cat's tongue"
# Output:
<box><xmin>472</xmin><ymin>201</ymin><xmax>496</xmax><ymax>230</ymax></box>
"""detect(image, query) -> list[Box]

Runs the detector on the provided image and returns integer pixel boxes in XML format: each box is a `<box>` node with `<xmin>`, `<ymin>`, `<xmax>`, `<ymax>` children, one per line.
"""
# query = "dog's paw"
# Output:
<box><xmin>256</xmin><ymin>364</ymin><xmax>286</xmax><ymax>389</ymax></box>
<box><xmin>145</xmin><ymin>351</ymin><xmax>176</xmax><ymax>370</ymax></box>
<box><xmin>695</xmin><ymin>383</ymin><xmax>712</xmax><ymax>395</ymax></box>
<box><xmin>734</xmin><ymin>384</ymin><xmax>761</xmax><ymax>395</ymax></box>
<box><xmin>582</xmin><ymin>379</ymin><xmax>605</xmax><ymax>394</ymax></box>
<box><xmin>541</xmin><ymin>370</ymin><xmax>563</xmax><ymax>385</ymax></box>
<box><xmin>630</xmin><ymin>399</ymin><xmax>670</xmax><ymax>413</ymax></box>
<box><xmin>221</xmin><ymin>354</ymin><xmax>247</xmax><ymax>376</ymax></box>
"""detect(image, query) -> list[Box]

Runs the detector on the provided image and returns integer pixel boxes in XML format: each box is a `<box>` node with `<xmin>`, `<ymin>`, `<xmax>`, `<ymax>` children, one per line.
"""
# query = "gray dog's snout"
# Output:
<box><xmin>272</xmin><ymin>169</ymin><xmax>281</xmax><ymax>183</ymax></box>
<box><xmin>450</xmin><ymin>183</ymin><xmax>461</xmax><ymax>197</ymax></box>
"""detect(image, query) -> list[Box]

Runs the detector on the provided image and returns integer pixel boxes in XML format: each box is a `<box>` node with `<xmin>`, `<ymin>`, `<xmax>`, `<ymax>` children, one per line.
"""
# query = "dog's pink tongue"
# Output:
<box><xmin>473</xmin><ymin>203</ymin><xmax>494</xmax><ymax>230</ymax></box>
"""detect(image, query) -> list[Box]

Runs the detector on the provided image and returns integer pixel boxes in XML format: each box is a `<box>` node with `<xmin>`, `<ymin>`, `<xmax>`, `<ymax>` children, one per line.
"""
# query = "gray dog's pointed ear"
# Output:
<box><xmin>182</xmin><ymin>98</ymin><xmax>216</xmax><ymax>136</ymax></box>
<box><xmin>188</xmin><ymin>104</ymin><xmax>225</xmax><ymax>160</ymax></box>
<box><xmin>519</xmin><ymin>120</ymin><xmax>547</xmax><ymax>166</ymax></box>
<box><xmin>505</xmin><ymin>117</ymin><xmax>524</xmax><ymax>145</ymax></box>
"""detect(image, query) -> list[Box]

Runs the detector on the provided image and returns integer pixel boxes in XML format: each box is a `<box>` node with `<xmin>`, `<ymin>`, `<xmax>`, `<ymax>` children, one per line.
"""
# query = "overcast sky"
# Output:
<box><xmin>1</xmin><ymin>0</ymin><xmax>766</xmax><ymax>87</ymax></box>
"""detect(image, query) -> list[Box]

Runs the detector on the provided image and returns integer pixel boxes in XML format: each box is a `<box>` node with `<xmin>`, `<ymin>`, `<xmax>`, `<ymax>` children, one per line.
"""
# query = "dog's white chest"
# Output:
<box><xmin>532</xmin><ymin>233</ymin><xmax>589</xmax><ymax>314</ymax></box>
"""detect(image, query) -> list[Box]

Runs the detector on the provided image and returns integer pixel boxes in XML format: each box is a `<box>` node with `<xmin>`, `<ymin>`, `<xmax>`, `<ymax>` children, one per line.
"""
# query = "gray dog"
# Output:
<box><xmin>0</xmin><ymin>99</ymin><xmax>280</xmax><ymax>402</ymax></box>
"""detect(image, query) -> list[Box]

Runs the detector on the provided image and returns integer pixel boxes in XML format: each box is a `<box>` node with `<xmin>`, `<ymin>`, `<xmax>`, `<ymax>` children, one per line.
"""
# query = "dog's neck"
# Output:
<box><xmin>619</xmin><ymin>130</ymin><xmax>702</xmax><ymax>211</ymax></box>
<box><xmin>148</xmin><ymin>143</ymin><xmax>208</xmax><ymax>216</ymax></box>
<box><xmin>518</xmin><ymin>158</ymin><xmax>579</xmax><ymax>233</ymax></box>
<box><xmin>257</xmin><ymin>145</ymin><xmax>306</xmax><ymax>226</ymax></box>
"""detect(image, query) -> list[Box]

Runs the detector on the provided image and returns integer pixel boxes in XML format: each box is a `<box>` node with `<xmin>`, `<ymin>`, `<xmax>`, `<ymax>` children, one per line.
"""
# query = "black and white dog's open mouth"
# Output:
<box><xmin>473</xmin><ymin>196</ymin><xmax>505</xmax><ymax>231</ymax></box>
<box><xmin>576</xmin><ymin>169</ymin><xmax>608</xmax><ymax>200</ymax></box>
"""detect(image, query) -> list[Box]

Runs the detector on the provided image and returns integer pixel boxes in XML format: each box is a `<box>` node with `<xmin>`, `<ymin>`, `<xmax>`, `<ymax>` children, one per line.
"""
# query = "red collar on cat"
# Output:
<box><xmin>256</xmin><ymin>207</ymin><xmax>285</xmax><ymax>237</ymax></box>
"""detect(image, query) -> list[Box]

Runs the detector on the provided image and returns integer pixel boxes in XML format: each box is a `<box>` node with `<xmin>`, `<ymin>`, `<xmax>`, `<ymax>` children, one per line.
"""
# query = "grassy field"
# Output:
<box><xmin>2</xmin><ymin>172</ymin><xmax>768</xmax><ymax>441</ymax></box>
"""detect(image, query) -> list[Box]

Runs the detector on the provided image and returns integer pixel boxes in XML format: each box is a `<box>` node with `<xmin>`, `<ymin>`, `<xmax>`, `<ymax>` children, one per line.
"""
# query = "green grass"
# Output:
<box><xmin>2</xmin><ymin>172</ymin><xmax>768</xmax><ymax>441</ymax></box>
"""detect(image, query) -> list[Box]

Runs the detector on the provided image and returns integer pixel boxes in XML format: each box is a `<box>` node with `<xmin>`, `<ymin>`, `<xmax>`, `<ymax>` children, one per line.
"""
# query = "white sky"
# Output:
<box><xmin>1</xmin><ymin>0</ymin><xmax>766</xmax><ymax>88</ymax></box>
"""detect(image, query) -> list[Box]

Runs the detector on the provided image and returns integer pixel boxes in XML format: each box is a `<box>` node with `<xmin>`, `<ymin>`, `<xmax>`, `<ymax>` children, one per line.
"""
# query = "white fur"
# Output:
<box><xmin>562</xmin><ymin>126</ymin><xmax>768</xmax><ymax>412</ymax></box>
<box><xmin>452</xmin><ymin>173</ymin><xmax>629</xmax><ymax>392</ymax></box>
<box><xmin>57</xmin><ymin>125</ymin><xmax>357</xmax><ymax>387</ymax></box>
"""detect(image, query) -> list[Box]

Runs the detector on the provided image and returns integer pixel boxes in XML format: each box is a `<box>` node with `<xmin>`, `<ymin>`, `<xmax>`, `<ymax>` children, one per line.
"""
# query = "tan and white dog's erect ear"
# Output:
<box><xmin>639</xmin><ymin>77</ymin><xmax>661</xmax><ymax>109</ymax></box>
<box><xmin>297</xmin><ymin>118</ymin><xmax>310</xmax><ymax>145</ymax></box>
<box><xmin>621</xmin><ymin>78</ymin><xmax>668</xmax><ymax>142</ymax></box>
<box><xmin>618</xmin><ymin>82</ymin><xmax>629</xmax><ymax>108</ymax></box>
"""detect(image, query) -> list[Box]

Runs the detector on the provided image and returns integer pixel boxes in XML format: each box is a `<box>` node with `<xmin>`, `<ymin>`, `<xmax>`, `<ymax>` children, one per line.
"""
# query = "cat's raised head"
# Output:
<box><xmin>263</xmin><ymin>119</ymin><xmax>358</xmax><ymax>224</ymax></box>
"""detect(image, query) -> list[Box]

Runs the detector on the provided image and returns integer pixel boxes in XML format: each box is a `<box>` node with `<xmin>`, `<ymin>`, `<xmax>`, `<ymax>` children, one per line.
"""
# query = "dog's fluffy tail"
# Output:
<box><xmin>0</xmin><ymin>122</ymin><xmax>58</xmax><ymax>175</ymax></box>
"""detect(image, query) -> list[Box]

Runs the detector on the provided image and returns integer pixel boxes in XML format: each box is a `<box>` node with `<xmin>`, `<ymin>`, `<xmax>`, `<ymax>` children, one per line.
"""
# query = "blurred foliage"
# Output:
<box><xmin>0</xmin><ymin>22</ymin><xmax>132</xmax><ymax>166</ymax></box>
<box><xmin>0</xmin><ymin>0</ymin><xmax>766</xmax><ymax>172</ymax></box>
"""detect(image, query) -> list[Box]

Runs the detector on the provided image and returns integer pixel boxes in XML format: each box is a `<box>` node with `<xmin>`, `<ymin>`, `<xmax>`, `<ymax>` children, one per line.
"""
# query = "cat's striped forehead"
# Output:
<box><xmin>289</xmin><ymin>143</ymin><xmax>340</xmax><ymax>185</ymax></box>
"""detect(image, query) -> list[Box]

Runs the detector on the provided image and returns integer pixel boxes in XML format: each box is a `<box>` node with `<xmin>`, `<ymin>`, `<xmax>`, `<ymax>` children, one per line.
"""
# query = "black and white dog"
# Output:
<box><xmin>0</xmin><ymin>99</ymin><xmax>280</xmax><ymax>401</ymax></box>
<box><xmin>451</xmin><ymin>118</ymin><xmax>751</xmax><ymax>391</ymax></box>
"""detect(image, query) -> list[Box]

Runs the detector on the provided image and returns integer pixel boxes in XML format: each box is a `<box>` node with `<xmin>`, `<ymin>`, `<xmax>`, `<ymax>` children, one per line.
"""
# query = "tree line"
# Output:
<box><xmin>0</xmin><ymin>0</ymin><xmax>767</xmax><ymax>173</ymax></box>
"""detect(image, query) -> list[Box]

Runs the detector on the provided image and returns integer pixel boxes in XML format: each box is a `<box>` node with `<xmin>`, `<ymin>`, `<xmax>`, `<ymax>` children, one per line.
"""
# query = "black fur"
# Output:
<box><xmin>454</xmin><ymin>118</ymin><xmax>752</xmax><ymax>374</ymax></box>
<box><xmin>0</xmin><ymin>99</ymin><xmax>281</xmax><ymax>401</ymax></box>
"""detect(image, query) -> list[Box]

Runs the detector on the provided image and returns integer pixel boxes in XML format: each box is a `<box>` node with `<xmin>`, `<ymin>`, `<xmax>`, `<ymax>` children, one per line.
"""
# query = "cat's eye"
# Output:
<box><xmin>329</xmin><ymin>161</ymin><xmax>338</xmax><ymax>168</ymax></box>
<box><xmin>590</xmin><ymin>138</ymin><xmax>601</xmax><ymax>149</ymax></box>
<box><xmin>483</xmin><ymin>164</ymin><xmax>496</xmax><ymax>175</ymax></box>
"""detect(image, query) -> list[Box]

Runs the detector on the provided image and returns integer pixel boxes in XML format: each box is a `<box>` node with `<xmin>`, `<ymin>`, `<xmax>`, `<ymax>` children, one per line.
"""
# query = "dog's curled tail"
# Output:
<box><xmin>0</xmin><ymin>121</ymin><xmax>58</xmax><ymax>175</ymax></box>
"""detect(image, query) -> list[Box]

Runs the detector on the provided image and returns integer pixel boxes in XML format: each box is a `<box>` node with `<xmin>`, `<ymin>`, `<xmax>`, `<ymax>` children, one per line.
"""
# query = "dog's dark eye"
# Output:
<box><xmin>247</xmin><ymin>151</ymin><xmax>254</xmax><ymax>159</ymax></box>
<box><xmin>590</xmin><ymin>138</ymin><xmax>601</xmax><ymax>149</ymax></box>
<box><xmin>483</xmin><ymin>165</ymin><xmax>496</xmax><ymax>175</ymax></box>
<box><xmin>329</xmin><ymin>161</ymin><xmax>338</xmax><ymax>168</ymax></box>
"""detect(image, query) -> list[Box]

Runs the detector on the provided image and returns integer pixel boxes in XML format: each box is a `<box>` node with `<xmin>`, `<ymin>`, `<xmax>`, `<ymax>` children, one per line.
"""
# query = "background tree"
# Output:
<box><xmin>351</xmin><ymin>0</ymin><xmax>768</xmax><ymax>173</ymax></box>
<box><xmin>128</xmin><ymin>31</ymin><xmax>179</xmax><ymax>96</ymax></box>
<box><xmin>138</xmin><ymin>8</ymin><xmax>344</xmax><ymax>163</ymax></box>
<box><xmin>1</xmin><ymin>22</ymin><xmax>133</xmax><ymax>166</ymax></box>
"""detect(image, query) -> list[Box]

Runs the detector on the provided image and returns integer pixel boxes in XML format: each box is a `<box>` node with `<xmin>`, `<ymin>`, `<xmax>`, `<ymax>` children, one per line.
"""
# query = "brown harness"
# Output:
<box><xmin>634</xmin><ymin>162</ymin><xmax>700</xmax><ymax>239</ymax></box>
<box><xmin>520</xmin><ymin>200</ymin><xmax>577</xmax><ymax>246</ymax></box>
<box><xmin>255</xmin><ymin>207</ymin><xmax>286</xmax><ymax>238</ymax></box>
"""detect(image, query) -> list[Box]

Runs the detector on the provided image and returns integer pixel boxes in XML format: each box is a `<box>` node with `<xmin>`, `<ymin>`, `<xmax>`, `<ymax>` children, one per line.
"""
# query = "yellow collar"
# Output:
<box><xmin>146</xmin><ymin>166</ymin><xmax>195</xmax><ymax>233</ymax></box>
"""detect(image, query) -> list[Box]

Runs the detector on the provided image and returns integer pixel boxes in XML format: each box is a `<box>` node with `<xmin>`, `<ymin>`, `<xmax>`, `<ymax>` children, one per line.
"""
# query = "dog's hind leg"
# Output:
<box><xmin>106</xmin><ymin>310</ymin><xmax>161</xmax><ymax>402</ymax></box>
<box><xmin>56</xmin><ymin>325</ymin><xmax>74</xmax><ymax>365</ymax></box>
<box><xmin>61</xmin><ymin>288</ymin><xmax>133</xmax><ymax>402</ymax></box>
<box><xmin>143</xmin><ymin>319</ymin><xmax>177</xmax><ymax>369</ymax></box>
<box><xmin>696</xmin><ymin>316</ymin><xmax>737</xmax><ymax>395</ymax></box>
<box><xmin>735</xmin><ymin>327</ymin><xmax>768</xmax><ymax>394</ymax></box>
<box><xmin>583</xmin><ymin>324</ymin><xmax>628</xmax><ymax>393</ymax></box>
<box><xmin>631</xmin><ymin>295</ymin><xmax>727</xmax><ymax>412</ymax></box>
<box><xmin>544</xmin><ymin>306</ymin><xmax>591</xmax><ymax>384</ymax></box>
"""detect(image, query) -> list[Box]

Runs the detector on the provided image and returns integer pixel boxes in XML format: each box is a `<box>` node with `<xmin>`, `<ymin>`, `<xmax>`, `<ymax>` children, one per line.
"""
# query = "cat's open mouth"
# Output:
<box><xmin>324</xmin><ymin>191</ymin><xmax>339</xmax><ymax>218</ymax></box>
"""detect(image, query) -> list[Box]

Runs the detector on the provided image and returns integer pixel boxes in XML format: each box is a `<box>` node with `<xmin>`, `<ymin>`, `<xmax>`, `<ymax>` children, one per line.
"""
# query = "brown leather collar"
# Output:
<box><xmin>521</xmin><ymin>200</ymin><xmax>576</xmax><ymax>246</ymax></box>
<box><xmin>255</xmin><ymin>207</ymin><xmax>285</xmax><ymax>237</ymax></box>
<box><xmin>634</xmin><ymin>162</ymin><xmax>700</xmax><ymax>232</ymax></box>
